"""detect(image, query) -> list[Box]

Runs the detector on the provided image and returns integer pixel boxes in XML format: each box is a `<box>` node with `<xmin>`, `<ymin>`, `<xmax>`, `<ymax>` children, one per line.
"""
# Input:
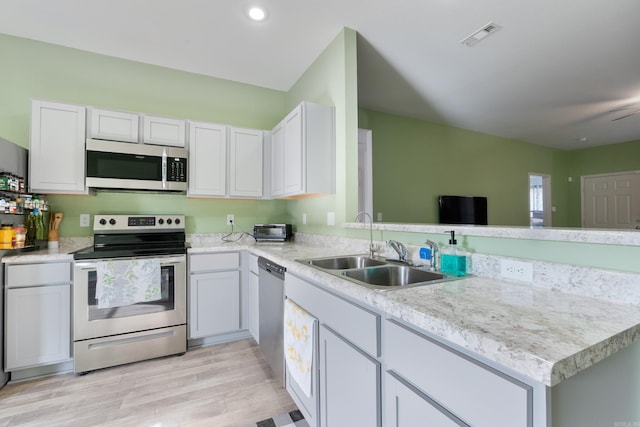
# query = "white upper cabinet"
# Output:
<box><xmin>87</xmin><ymin>108</ymin><xmax>139</xmax><ymax>143</ymax></box>
<box><xmin>188</xmin><ymin>122</ymin><xmax>264</xmax><ymax>199</ymax></box>
<box><xmin>142</xmin><ymin>115</ymin><xmax>186</xmax><ymax>147</ymax></box>
<box><xmin>188</xmin><ymin>121</ymin><xmax>227</xmax><ymax>197</ymax></box>
<box><xmin>269</xmin><ymin>101</ymin><xmax>335</xmax><ymax>198</ymax></box>
<box><xmin>29</xmin><ymin>100</ymin><xmax>88</xmax><ymax>194</ymax></box>
<box><xmin>229</xmin><ymin>127</ymin><xmax>263</xmax><ymax>198</ymax></box>
<box><xmin>270</xmin><ymin>123</ymin><xmax>285</xmax><ymax>197</ymax></box>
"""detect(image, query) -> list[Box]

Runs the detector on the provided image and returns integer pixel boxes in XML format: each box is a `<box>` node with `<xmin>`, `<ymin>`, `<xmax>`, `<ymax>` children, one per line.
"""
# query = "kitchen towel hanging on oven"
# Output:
<box><xmin>95</xmin><ymin>259</ymin><xmax>161</xmax><ymax>308</ymax></box>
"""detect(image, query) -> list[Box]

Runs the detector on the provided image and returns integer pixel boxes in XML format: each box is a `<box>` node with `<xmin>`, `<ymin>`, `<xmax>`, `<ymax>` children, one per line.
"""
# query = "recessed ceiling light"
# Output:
<box><xmin>248</xmin><ymin>6</ymin><xmax>266</xmax><ymax>21</ymax></box>
<box><xmin>460</xmin><ymin>22</ymin><xmax>502</xmax><ymax>47</ymax></box>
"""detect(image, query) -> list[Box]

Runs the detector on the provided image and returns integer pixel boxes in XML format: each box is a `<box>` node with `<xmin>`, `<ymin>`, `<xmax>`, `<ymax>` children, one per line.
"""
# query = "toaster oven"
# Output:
<box><xmin>253</xmin><ymin>224</ymin><xmax>293</xmax><ymax>242</ymax></box>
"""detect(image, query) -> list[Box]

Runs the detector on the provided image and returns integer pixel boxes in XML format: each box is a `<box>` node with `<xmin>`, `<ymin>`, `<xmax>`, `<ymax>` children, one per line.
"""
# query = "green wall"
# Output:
<box><xmin>358</xmin><ymin>109</ymin><xmax>570</xmax><ymax>226</ymax></box>
<box><xmin>565</xmin><ymin>139</ymin><xmax>640</xmax><ymax>227</ymax></box>
<box><xmin>0</xmin><ymin>33</ymin><xmax>330</xmax><ymax>237</ymax></box>
<box><xmin>0</xmin><ymin>30</ymin><xmax>359</xmax><ymax>237</ymax></box>
<box><xmin>285</xmin><ymin>28</ymin><xmax>359</xmax><ymax>235</ymax></box>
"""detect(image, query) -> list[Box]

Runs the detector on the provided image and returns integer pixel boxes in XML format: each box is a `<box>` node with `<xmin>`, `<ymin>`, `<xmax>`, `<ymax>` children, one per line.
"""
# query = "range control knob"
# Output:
<box><xmin>99</xmin><ymin>218</ymin><xmax>107</xmax><ymax>226</ymax></box>
<box><xmin>109</xmin><ymin>218</ymin><xmax>116</xmax><ymax>226</ymax></box>
<box><xmin>175</xmin><ymin>218</ymin><xmax>181</xmax><ymax>225</ymax></box>
<box><xmin>167</xmin><ymin>218</ymin><xmax>173</xmax><ymax>225</ymax></box>
<box><xmin>158</xmin><ymin>218</ymin><xmax>164</xmax><ymax>225</ymax></box>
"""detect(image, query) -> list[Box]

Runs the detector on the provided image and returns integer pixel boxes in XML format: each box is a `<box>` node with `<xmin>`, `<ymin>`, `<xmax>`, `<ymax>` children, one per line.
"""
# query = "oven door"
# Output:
<box><xmin>73</xmin><ymin>254</ymin><xmax>186</xmax><ymax>341</ymax></box>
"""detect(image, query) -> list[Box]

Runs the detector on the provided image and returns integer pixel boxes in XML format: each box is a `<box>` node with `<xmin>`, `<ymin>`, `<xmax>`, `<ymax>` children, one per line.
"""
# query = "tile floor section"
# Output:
<box><xmin>244</xmin><ymin>409</ymin><xmax>309</xmax><ymax>427</ymax></box>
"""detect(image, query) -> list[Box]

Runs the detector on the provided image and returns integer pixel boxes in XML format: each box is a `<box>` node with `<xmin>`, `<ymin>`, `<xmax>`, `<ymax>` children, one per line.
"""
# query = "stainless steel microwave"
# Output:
<box><xmin>85</xmin><ymin>139</ymin><xmax>187</xmax><ymax>192</ymax></box>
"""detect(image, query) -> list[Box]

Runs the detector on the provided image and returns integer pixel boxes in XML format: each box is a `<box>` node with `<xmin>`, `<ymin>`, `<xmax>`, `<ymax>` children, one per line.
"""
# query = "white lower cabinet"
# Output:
<box><xmin>285</xmin><ymin>274</ymin><xmax>381</xmax><ymax>427</ymax></box>
<box><xmin>188</xmin><ymin>253</ymin><xmax>241</xmax><ymax>339</ymax></box>
<box><xmin>247</xmin><ymin>254</ymin><xmax>259</xmax><ymax>342</ymax></box>
<box><xmin>4</xmin><ymin>262</ymin><xmax>72</xmax><ymax>371</ymax></box>
<box><xmin>319</xmin><ymin>325</ymin><xmax>381</xmax><ymax>427</ymax></box>
<box><xmin>384</xmin><ymin>318</ymin><xmax>532</xmax><ymax>427</ymax></box>
<box><xmin>385</xmin><ymin>372</ymin><xmax>466</xmax><ymax>427</ymax></box>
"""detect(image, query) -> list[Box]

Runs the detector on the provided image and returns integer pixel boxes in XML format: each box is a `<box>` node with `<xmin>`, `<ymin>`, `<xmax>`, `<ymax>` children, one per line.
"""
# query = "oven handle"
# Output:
<box><xmin>74</xmin><ymin>255</ymin><xmax>186</xmax><ymax>270</ymax></box>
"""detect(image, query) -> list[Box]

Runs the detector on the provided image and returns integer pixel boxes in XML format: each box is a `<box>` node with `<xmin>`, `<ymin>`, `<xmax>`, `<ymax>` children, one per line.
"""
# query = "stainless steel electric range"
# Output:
<box><xmin>72</xmin><ymin>214</ymin><xmax>188</xmax><ymax>373</ymax></box>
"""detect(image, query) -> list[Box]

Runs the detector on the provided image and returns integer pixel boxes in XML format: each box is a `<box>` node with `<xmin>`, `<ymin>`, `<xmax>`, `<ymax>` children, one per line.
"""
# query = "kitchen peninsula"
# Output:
<box><xmin>3</xmin><ymin>222</ymin><xmax>640</xmax><ymax>426</ymax></box>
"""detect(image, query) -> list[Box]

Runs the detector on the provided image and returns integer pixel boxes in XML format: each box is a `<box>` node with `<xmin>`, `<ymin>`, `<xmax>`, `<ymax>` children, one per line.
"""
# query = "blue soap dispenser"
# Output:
<box><xmin>440</xmin><ymin>230</ymin><xmax>467</xmax><ymax>277</ymax></box>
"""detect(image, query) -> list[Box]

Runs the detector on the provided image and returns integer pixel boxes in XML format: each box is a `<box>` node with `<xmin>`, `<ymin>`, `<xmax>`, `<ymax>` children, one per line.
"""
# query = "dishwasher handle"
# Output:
<box><xmin>257</xmin><ymin>256</ymin><xmax>286</xmax><ymax>280</ymax></box>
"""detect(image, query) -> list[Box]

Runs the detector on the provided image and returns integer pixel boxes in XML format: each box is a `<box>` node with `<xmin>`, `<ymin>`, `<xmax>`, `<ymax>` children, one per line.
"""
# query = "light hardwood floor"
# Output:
<box><xmin>0</xmin><ymin>339</ymin><xmax>297</xmax><ymax>427</ymax></box>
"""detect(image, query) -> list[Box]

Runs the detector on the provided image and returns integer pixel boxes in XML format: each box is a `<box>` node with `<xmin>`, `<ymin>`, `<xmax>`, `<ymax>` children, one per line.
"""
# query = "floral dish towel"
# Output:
<box><xmin>95</xmin><ymin>259</ymin><xmax>161</xmax><ymax>309</ymax></box>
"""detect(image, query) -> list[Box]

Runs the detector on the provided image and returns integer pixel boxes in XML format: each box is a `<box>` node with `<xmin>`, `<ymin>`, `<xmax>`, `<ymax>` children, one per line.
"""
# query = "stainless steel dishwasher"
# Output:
<box><xmin>257</xmin><ymin>256</ymin><xmax>286</xmax><ymax>387</ymax></box>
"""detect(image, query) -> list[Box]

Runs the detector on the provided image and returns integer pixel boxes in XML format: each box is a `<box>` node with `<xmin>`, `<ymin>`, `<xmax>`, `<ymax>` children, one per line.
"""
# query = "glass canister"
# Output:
<box><xmin>14</xmin><ymin>225</ymin><xmax>26</xmax><ymax>248</ymax></box>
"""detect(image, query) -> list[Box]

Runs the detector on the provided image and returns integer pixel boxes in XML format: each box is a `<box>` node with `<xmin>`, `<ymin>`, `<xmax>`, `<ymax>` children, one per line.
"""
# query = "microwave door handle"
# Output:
<box><xmin>162</xmin><ymin>148</ymin><xmax>167</xmax><ymax>190</ymax></box>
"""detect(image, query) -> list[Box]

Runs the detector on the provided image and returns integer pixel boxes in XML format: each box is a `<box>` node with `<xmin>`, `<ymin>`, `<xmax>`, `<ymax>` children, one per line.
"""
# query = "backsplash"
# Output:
<box><xmin>295</xmin><ymin>233</ymin><xmax>640</xmax><ymax>306</ymax></box>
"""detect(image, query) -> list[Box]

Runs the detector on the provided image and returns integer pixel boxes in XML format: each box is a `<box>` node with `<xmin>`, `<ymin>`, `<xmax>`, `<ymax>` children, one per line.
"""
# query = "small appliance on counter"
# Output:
<box><xmin>253</xmin><ymin>224</ymin><xmax>293</xmax><ymax>242</ymax></box>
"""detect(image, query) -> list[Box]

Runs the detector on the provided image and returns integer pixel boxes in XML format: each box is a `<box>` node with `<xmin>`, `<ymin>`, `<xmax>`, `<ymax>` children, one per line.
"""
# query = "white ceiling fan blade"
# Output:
<box><xmin>612</xmin><ymin>110</ymin><xmax>640</xmax><ymax>121</ymax></box>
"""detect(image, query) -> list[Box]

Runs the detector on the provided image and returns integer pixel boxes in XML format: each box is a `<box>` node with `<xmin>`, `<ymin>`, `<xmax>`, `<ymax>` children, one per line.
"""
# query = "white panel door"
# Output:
<box><xmin>582</xmin><ymin>172</ymin><xmax>640</xmax><ymax>229</ymax></box>
<box><xmin>6</xmin><ymin>284</ymin><xmax>71</xmax><ymax>370</ymax></box>
<box><xmin>385</xmin><ymin>372</ymin><xmax>467</xmax><ymax>427</ymax></box>
<box><xmin>188</xmin><ymin>121</ymin><xmax>227</xmax><ymax>197</ymax></box>
<box><xmin>270</xmin><ymin>123</ymin><xmax>285</xmax><ymax>197</ymax></box>
<box><xmin>29</xmin><ymin>100</ymin><xmax>87</xmax><ymax>194</ymax></box>
<box><xmin>319</xmin><ymin>325</ymin><xmax>380</xmax><ymax>427</ymax></box>
<box><xmin>88</xmin><ymin>108</ymin><xmax>139</xmax><ymax>143</ymax></box>
<box><xmin>229</xmin><ymin>127</ymin><xmax>263</xmax><ymax>198</ymax></box>
<box><xmin>188</xmin><ymin>271</ymin><xmax>240</xmax><ymax>338</ymax></box>
<box><xmin>143</xmin><ymin>115</ymin><xmax>186</xmax><ymax>147</ymax></box>
<box><xmin>282</xmin><ymin>105</ymin><xmax>304</xmax><ymax>195</ymax></box>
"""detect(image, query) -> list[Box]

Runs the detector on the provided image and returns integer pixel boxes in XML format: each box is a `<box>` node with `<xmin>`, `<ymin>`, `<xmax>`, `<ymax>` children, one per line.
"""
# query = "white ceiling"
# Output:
<box><xmin>1</xmin><ymin>0</ymin><xmax>639</xmax><ymax>150</ymax></box>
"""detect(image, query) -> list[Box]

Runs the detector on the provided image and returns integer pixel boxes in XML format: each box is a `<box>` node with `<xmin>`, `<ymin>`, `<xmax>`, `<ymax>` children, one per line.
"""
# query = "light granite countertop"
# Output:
<box><xmin>4</xmin><ymin>238</ymin><xmax>640</xmax><ymax>387</ymax></box>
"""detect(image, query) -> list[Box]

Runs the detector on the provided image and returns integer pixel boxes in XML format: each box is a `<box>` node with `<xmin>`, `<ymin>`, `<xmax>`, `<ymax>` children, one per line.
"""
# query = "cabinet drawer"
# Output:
<box><xmin>6</xmin><ymin>262</ymin><xmax>71</xmax><ymax>288</ymax></box>
<box><xmin>286</xmin><ymin>274</ymin><xmax>379</xmax><ymax>357</ymax></box>
<box><xmin>189</xmin><ymin>252</ymin><xmax>239</xmax><ymax>273</ymax></box>
<box><xmin>385</xmin><ymin>319</ymin><xmax>531</xmax><ymax>426</ymax></box>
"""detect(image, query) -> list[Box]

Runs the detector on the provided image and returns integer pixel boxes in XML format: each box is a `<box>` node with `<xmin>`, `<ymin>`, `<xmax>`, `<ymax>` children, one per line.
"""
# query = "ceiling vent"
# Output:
<box><xmin>460</xmin><ymin>22</ymin><xmax>502</xmax><ymax>47</ymax></box>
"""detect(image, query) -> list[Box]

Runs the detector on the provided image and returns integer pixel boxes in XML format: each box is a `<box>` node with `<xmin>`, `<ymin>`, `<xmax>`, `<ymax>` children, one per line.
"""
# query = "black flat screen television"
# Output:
<box><xmin>438</xmin><ymin>195</ymin><xmax>488</xmax><ymax>225</ymax></box>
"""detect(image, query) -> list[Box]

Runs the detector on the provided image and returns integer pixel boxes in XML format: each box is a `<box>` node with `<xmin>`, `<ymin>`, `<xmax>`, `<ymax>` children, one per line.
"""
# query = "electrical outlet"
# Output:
<box><xmin>500</xmin><ymin>259</ymin><xmax>533</xmax><ymax>283</ymax></box>
<box><xmin>226</xmin><ymin>214</ymin><xmax>234</xmax><ymax>225</ymax></box>
<box><xmin>327</xmin><ymin>212</ymin><xmax>335</xmax><ymax>226</ymax></box>
<box><xmin>80</xmin><ymin>214</ymin><xmax>90</xmax><ymax>227</ymax></box>
<box><xmin>377</xmin><ymin>212</ymin><xmax>383</xmax><ymax>221</ymax></box>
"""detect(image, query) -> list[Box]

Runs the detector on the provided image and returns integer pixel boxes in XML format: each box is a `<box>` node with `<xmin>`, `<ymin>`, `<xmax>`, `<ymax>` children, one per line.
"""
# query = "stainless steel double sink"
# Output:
<box><xmin>297</xmin><ymin>255</ymin><xmax>456</xmax><ymax>291</ymax></box>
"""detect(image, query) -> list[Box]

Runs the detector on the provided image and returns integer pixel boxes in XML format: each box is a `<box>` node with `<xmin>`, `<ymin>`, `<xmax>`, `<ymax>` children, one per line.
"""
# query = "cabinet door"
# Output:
<box><xmin>248</xmin><ymin>270</ymin><xmax>259</xmax><ymax>342</ymax></box>
<box><xmin>188</xmin><ymin>121</ymin><xmax>227</xmax><ymax>197</ymax></box>
<box><xmin>29</xmin><ymin>100</ymin><xmax>87</xmax><ymax>194</ymax></box>
<box><xmin>319</xmin><ymin>325</ymin><xmax>380</xmax><ymax>427</ymax></box>
<box><xmin>282</xmin><ymin>105</ymin><xmax>304</xmax><ymax>195</ymax></box>
<box><xmin>189</xmin><ymin>271</ymin><xmax>240</xmax><ymax>338</ymax></box>
<box><xmin>385</xmin><ymin>372</ymin><xmax>468</xmax><ymax>427</ymax></box>
<box><xmin>142</xmin><ymin>115</ymin><xmax>186</xmax><ymax>147</ymax></box>
<box><xmin>5</xmin><ymin>284</ymin><xmax>71</xmax><ymax>370</ymax></box>
<box><xmin>270</xmin><ymin>123</ymin><xmax>285</xmax><ymax>197</ymax></box>
<box><xmin>229</xmin><ymin>127</ymin><xmax>263</xmax><ymax>198</ymax></box>
<box><xmin>88</xmin><ymin>108</ymin><xmax>139</xmax><ymax>143</ymax></box>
